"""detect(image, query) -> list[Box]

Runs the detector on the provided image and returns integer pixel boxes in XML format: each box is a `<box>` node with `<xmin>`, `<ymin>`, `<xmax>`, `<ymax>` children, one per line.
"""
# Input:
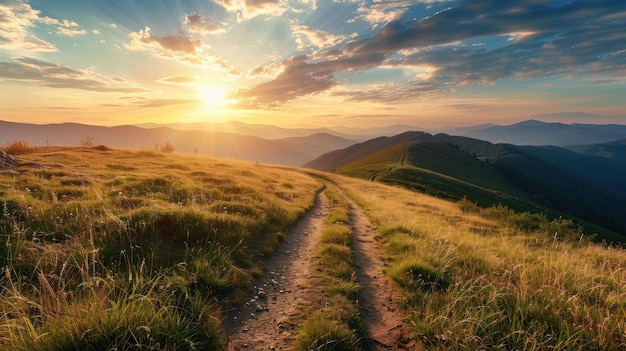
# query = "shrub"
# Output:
<box><xmin>389</xmin><ymin>258</ymin><xmax>451</xmax><ymax>292</ymax></box>
<box><xmin>160</xmin><ymin>142</ymin><xmax>175</xmax><ymax>153</ymax></box>
<box><xmin>458</xmin><ymin>196</ymin><xmax>480</xmax><ymax>213</ymax></box>
<box><xmin>3</xmin><ymin>140</ymin><xmax>34</xmax><ymax>154</ymax></box>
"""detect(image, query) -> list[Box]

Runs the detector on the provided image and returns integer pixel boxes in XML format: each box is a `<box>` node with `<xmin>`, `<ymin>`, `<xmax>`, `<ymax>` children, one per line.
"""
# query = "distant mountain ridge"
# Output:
<box><xmin>142</xmin><ymin>119</ymin><xmax>626</xmax><ymax>146</ymax></box>
<box><xmin>302</xmin><ymin>131</ymin><xmax>433</xmax><ymax>171</ymax></box>
<box><xmin>0</xmin><ymin>120</ymin><xmax>355</xmax><ymax>166</ymax></box>
<box><xmin>139</xmin><ymin>121</ymin><xmax>422</xmax><ymax>140</ymax></box>
<box><xmin>452</xmin><ymin>119</ymin><xmax>626</xmax><ymax>146</ymax></box>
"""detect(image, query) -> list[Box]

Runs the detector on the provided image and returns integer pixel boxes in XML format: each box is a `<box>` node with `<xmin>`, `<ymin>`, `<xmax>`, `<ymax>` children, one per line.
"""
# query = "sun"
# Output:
<box><xmin>199</xmin><ymin>84</ymin><xmax>227</xmax><ymax>109</ymax></box>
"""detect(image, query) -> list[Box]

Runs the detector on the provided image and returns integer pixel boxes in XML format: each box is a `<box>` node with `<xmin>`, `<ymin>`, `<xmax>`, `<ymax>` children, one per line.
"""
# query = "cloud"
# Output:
<box><xmin>38</xmin><ymin>16</ymin><xmax>87</xmax><ymax>37</ymax></box>
<box><xmin>233</xmin><ymin>55</ymin><xmax>336</xmax><ymax>108</ymax></box>
<box><xmin>237</xmin><ymin>0</ymin><xmax>626</xmax><ymax>107</ymax></box>
<box><xmin>213</xmin><ymin>0</ymin><xmax>288</xmax><ymax>21</ymax></box>
<box><xmin>0</xmin><ymin>0</ymin><xmax>56</xmax><ymax>51</ymax></box>
<box><xmin>0</xmin><ymin>56</ymin><xmax>149</xmax><ymax>93</ymax></box>
<box><xmin>156</xmin><ymin>75</ymin><xmax>197</xmax><ymax>84</ymax></box>
<box><xmin>533</xmin><ymin>111</ymin><xmax>606</xmax><ymax>119</ymax></box>
<box><xmin>291</xmin><ymin>24</ymin><xmax>344</xmax><ymax>51</ymax></box>
<box><xmin>333</xmin><ymin>80</ymin><xmax>441</xmax><ymax>103</ymax></box>
<box><xmin>135</xmin><ymin>99</ymin><xmax>200</xmax><ymax>108</ymax></box>
<box><xmin>356</xmin><ymin>1</ymin><xmax>411</xmax><ymax>26</ymax></box>
<box><xmin>128</xmin><ymin>26</ymin><xmax>202</xmax><ymax>55</ymax></box>
<box><xmin>185</xmin><ymin>14</ymin><xmax>227</xmax><ymax>34</ymax></box>
<box><xmin>0</xmin><ymin>0</ymin><xmax>89</xmax><ymax>52</ymax></box>
<box><xmin>126</xmin><ymin>26</ymin><xmax>239</xmax><ymax>74</ymax></box>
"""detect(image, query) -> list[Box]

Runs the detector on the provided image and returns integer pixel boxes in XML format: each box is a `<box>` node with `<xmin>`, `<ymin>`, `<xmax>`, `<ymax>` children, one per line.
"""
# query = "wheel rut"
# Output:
<box><xmin>223</xmin><ymin>186</ymin><xmax>416</xmax><ymax>350</ymax></box>
<box><xmin>223</xmin><ymin>191</ymin><xmax>330</xmax><ymax>351</ymax></box>
<box><xmin>343</xmin><ymin>192</ymin><xmax>417</xmax><ymax>350</ymax></box>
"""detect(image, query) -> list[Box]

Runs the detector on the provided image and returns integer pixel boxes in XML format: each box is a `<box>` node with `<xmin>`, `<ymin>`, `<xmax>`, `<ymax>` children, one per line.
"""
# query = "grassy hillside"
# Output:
<box><xmin>314</xmin><ymin>132</ymin><xmax>626</xmax><ymax>240</ymax></box>
<box><xmin>566</xmin><ymin>139</ymin><xmax>626</xmax><ymax>160</ymax></box>
<box><xmin>1</xmin><ymin>146</ymin><xmax>624</xmax><ymax>350</ymax></box>
<box><xmin>302</xmin><ymin>131</ymin><xmax>432</xmax><ymax>170</ymax></box>
<box><xmin>0</xmin><ymin>146</ymin><xmax>321</xmax><ymax>350</ymax></box>
<box><xmin>334</xmin><ymin>175</ymin><xmax>626</xmax><ymax>350</ymax></box>
<box><xmin>336</xmin><ymin>141</ymin><xmax>541</xmax><ymax>215</ymax></box>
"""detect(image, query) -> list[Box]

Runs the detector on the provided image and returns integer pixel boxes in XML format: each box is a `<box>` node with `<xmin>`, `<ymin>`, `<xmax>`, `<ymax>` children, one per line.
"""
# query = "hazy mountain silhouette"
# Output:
<box><xmin>565</xmin><ymin>139</ymin><xmax>626</xmax><ymax>160</ymax></box>
<box><xmin>0</xmin><ymin>120</ymin><xmax>350</xmax><ymax>166</ymax></box>
<box><xmin>138</xmin><ymin>121</ymin><xmax>362</xmax><ymax>140</ymax></box>
<box><xmin>138</xmin><ymin>121</ymin><xmax>427</xmax><ymax>140</ymax></box>
<box><xmin>275</xmin><ymin>133</ymin><xmax>357</xmax><ymax>161</ymax></box>
<box><xmin>448</xmin><ymin>120</ymin><xmax>626</xmax><ymax>146</ymax></box>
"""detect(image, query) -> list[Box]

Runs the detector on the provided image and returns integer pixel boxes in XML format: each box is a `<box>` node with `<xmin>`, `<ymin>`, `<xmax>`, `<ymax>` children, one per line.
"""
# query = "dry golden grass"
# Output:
<box><xmin>333</xmin><ymin>175</ymin><xmax>626</xmax><ymax>350</ymax></box>
<box><xmin>0</xmin><ymin>146</ymin><xmax>322</xmax><ymax>350</ymax></box>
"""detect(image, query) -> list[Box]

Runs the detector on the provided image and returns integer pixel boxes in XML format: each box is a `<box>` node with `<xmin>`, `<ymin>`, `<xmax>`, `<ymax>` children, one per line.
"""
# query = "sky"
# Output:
<box><xmin>1</xmin><ymin>0</ymin><xmax>625</xmax><ymax>129</ymax></box>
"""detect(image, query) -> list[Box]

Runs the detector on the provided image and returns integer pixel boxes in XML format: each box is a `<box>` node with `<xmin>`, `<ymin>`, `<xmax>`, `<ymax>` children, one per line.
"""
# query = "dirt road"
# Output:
<box><xmin>223</xmin><ymin>186</ymin><xmax>415</xmax><ymax>350</ymax></box>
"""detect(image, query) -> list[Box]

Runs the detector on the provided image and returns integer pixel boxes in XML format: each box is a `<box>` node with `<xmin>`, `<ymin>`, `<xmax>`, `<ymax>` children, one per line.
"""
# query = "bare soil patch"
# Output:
<box><xmin>223</xmin><ymin>191</ymin><xmax>331</xmax><ymax>350</ymax></box>
<box><xmin>346</xmin><ymin>195</ymin><xmax>417</xmax><ymax>350</ymax></box>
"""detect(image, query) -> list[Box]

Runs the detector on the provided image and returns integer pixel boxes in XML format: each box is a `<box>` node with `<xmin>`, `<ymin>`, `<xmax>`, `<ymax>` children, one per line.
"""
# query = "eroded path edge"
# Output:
<box><xmin>342</xmin><ymin>190</ymin><xmax>417</xmax><ymax>350</ymax></box>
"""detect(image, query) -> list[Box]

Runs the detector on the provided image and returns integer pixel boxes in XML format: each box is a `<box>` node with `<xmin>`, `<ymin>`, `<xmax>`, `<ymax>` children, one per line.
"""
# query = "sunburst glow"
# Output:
<box><xmin>199</xmin><ymin>84</ymin><xmax>227</xmax><ymax>109</ymax></box>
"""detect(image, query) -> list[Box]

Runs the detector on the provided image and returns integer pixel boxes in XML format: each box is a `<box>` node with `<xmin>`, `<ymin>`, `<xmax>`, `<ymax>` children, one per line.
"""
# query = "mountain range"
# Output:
<box><xmin>0</xmin><ymin>120</ymin><xmax>355</xmax><ymax>166</ymax></box>
<box><xmin>445</xmin><ymin>119</ymin><xmax>626</xmax><ymax>146</ymax></box>
<box><xmin>2</xmin><ymin>118</ymin><xmax>626</xmax><ymax>240</ymax></box>
<box><xmin>141</xmin><ymin>119</ymin><xmax>626</xmax><ymax>146</ymax></box>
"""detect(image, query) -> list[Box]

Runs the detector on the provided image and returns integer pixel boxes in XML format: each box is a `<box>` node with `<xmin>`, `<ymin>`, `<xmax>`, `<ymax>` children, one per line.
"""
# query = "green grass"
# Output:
<box><xmin>335</xmin><ymin>141</ymin><xmax>623</xmax><ymax>243</ymax></box>
<box><xmin>336</xmin><ymin>141</ymin><xmax>533</xmax><ymax>209</ymax></box>
<box><xmin>0</xmin><ymin>146</ymin><xmax>321</xmax><ymax>350</ymax></box>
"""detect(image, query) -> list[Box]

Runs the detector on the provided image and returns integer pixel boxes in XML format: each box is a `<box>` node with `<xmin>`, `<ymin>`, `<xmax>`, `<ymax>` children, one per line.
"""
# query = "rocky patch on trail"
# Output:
<box><xmin>0</xmin><ymin>151</ymin><xmax>17</xmax><ymax>170</ymax></box>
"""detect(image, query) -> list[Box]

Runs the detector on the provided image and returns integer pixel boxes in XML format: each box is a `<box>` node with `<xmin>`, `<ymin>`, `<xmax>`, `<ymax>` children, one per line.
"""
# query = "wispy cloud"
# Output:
<box><xmin>233</xmin><ymin>55</ymin><xmax>336</xmax><ymax>108</ymax></box>
<box><xmin>238</xmin><ymin>0</ymin><xmax>626</xmax><ymax>108</ymax></box>
<box><xmin>334</xmin><ymin>80</ymin><xmax>440</xmax><ymax>103</ymax></box>
<box><xmin>533</xmin><ymin>111</ymin><xmax>607</xmax><ymax>119</ymax></box>
<box><xmin>0</xmin><ymin>0</ymin><xmax>56</xmax><ymax>51</ymax></box>
<box><xmin>213</xmin><ymin>0</ymin><xmax>288</xmax><ymax>21</ymax></box>
<box><xmin>291</xmin><ymin>24</ymin><xmax>344</xmax><ymax>51</ymax></box>
<box><xmin>127</xmin><ymin>26</ymin><xmax>202</xmax><ymax>55</ymax></box>
<box><xmin>155</xmin><ymin>75</ymin><xmax>197</xmax><ymax>84</ymax></box>
<box><xmin>0</xmin><ymin>57</ymin><xmax>148</xmax><ymax>93</ymax></box>
<box><xmin>134</xmin><ymin>99</ymin><xmax>200</xmax><ymax>108</ymax></box>
<box><xmin>38</xmin><ymin>16</ymin><xmax>86</xmax><ymax>37</ymax></box>
<box><xmin>356</xmin><ymin>1</ymin><xmax>411</xmax><ymax>27</ymax></box>
<box><xmin>185</xmin><ymin>14</ymin><xmax>228</xmax><ymax>34</ymax></box>
<box><xmin>126</xmin><ymin>26</ymin><xmax>239</xmax><ymax>75</ymax></box>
